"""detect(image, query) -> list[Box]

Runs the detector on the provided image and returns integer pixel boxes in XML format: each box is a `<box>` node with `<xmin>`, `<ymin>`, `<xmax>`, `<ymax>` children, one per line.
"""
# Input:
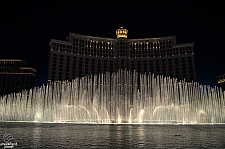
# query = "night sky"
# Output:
<box><xmin>1</xmin><ymin>1</ymin><xmax>224</xmax><ymax>87</ymax></box>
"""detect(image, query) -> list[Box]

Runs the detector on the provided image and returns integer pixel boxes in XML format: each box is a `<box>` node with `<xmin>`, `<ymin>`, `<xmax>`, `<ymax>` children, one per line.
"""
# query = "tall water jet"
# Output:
<box><xmin>0</xmin><ymin>70</ymin><xmax>224</xmax><ymax>124</ymax></box>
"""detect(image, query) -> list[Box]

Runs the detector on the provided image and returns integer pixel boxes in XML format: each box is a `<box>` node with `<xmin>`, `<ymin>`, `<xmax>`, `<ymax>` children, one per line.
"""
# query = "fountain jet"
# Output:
<box><xmin>0</xmin><ymin>70</ymin><xmax>224</xmax><ymax>124</ymax></box>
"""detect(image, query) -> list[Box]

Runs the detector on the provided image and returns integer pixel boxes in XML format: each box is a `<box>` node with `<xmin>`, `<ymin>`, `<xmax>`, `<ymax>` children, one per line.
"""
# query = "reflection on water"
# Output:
<box><xmin>0</xmin><ymin>122</ymin><xmax>225</xmax><ymax>148</ymax></box>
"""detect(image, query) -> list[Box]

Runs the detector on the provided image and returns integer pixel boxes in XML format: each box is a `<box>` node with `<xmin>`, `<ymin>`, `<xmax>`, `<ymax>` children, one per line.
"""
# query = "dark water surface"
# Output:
<box><xmin>0</xmin><ymin>122</ymin><xmax>225</xmax><ymax>148</ymax></box>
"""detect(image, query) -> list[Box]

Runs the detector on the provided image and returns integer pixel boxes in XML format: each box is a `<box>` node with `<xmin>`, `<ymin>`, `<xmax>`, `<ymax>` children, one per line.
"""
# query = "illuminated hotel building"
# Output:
<box><xmin>0</xmin><ymin>59</ymin><xmax>36</xmax><ymax>96</ymax></box>
<box><xmin>48</xmin><ymin>27</ymin><xmax>196</xmax><ymax>82</ymax></box>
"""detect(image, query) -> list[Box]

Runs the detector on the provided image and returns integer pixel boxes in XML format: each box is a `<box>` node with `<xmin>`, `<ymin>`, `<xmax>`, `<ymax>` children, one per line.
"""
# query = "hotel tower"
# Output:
<box><xmin>48</xmin><ymin>27</ymin><xmax>196</xmax><ymax>82</ymax></box>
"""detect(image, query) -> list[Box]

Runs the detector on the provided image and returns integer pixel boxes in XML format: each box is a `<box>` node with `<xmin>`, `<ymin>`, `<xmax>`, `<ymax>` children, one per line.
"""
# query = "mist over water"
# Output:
<box><xmin>0</xmin><ymin>70</ymin><xmax>225</xmax><ymax>124</ymax></box>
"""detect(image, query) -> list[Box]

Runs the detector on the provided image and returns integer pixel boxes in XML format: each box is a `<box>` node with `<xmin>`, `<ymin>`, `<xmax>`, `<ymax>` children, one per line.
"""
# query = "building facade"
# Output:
<box><xmin>48</xmin><ymin>27</ymin><xmax>196</xmax><ymax>82</ymax></box>
<box><xmin>0</xmin><ymin>59</ymin><xmax>36</xmax><ymax>96</ymax></box>
<box><xmin>217</xmin><ymin>74</ymin><xmax>225</xmax><ymax>91</ymax></box>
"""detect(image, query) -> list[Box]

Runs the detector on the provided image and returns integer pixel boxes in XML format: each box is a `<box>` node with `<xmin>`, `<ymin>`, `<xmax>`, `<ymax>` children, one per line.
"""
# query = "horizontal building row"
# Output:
<box><xmin>50</xmin><ymin>35</ymin><xmax>194</xmax><ymax>58</ymax></box>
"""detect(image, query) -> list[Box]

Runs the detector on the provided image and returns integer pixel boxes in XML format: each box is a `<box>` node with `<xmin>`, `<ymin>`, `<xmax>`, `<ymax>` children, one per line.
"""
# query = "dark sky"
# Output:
<box><xmin>0</xmin><ymin>1</ymin><xmax>224</xmax><ymax>87</ymax></box>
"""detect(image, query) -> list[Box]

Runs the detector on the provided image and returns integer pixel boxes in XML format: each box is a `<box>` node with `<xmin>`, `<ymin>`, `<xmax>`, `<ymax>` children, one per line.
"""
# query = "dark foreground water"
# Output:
<box><xmin>0</xmin><ymin>123</ymin><xmax>225</xmax><ymax>148</ymax></box>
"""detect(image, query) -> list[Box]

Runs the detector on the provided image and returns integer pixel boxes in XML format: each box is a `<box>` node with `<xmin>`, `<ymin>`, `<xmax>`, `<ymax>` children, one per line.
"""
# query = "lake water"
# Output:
<box><xmin>0</xmin><ymin>122</ymin><xmax>225</xmax><ymax>148</ymax></box>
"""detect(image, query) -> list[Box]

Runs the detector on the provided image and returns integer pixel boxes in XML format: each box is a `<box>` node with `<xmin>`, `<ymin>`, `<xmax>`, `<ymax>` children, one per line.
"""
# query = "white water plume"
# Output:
<box><xmin>0</xmin><ymin>70</ymin><xmax>224</xmax><ymax>124</ymax></box>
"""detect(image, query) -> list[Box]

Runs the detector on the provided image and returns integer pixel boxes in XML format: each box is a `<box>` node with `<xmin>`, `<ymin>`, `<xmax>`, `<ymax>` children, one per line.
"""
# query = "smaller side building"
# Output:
<box><xmin>216</xmin><ymin>74</ymin><xmax>225</xmax><ymax>91</ymax></box>
<box><xmin>0</xmin><ymin>59</ymin><xmax>36</xmax><ymax>96</ymax></box>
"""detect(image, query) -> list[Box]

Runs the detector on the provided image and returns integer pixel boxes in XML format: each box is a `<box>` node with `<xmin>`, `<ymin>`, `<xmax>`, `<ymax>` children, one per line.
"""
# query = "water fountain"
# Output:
<box><xmin>0</xmin><ymin>70</ymin><xmax>224</xmax><ymax>124</ymax></box>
